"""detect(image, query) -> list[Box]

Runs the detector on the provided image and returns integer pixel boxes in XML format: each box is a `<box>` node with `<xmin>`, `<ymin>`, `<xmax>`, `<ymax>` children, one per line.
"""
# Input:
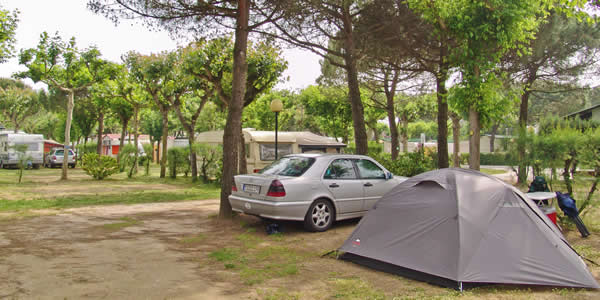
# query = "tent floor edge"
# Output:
<box><xmin>339</xmin><ymin>252</ymin><xmax>489</xmax><ymax>290</ymax></box>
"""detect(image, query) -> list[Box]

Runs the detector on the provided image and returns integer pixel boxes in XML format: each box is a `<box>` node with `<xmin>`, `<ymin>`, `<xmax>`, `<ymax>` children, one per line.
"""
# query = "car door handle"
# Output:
<box><xmin>329</xmin><ymin>183</ymin><xmax>339</xmax><ymax>188</ymax></box>
<box><xmin>364</xmin><ymin>182</ymin><xmax>373</xmax><ymax>187</ymax></box>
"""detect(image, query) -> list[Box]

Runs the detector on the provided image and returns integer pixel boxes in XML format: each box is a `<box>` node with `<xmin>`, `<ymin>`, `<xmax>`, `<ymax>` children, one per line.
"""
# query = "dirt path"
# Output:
<box><xmin>2</xmin><ymin>199</ymin><xmax>600</xmax><ymax>300</ymax></box>
<box><xmin>0</xmin><ymin>200</ymin><xmax>247</xmax><ymax>299</ymax></box>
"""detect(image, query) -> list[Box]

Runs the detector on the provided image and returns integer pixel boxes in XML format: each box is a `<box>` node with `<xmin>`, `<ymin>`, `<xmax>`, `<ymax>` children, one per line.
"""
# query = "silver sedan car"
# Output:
<box><xmin>229</xmin><ymin>153</ymin><xmax>406</xmax><ymax>231</ymax></box>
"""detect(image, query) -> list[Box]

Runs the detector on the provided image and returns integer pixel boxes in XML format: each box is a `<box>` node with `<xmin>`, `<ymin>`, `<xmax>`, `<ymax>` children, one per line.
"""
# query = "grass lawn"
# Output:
<box><xmin>0</xmin><ymin>165</ymin><xmax>220</xmax><ymax>212</ymax></box>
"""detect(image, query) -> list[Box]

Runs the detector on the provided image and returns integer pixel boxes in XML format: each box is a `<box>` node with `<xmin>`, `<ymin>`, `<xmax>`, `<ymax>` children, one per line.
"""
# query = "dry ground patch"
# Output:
<box><xmin>1</xmin><ymin>167</ymin><xmax>600</xmax><ymax>299</ymax></box>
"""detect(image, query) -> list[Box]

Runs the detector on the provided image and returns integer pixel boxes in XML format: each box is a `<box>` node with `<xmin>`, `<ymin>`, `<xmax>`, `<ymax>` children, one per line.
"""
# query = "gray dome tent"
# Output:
<box><xmin>339</xmin><ymin>168</ymin><xmax>599</xmax><ymax>290</ymax></box>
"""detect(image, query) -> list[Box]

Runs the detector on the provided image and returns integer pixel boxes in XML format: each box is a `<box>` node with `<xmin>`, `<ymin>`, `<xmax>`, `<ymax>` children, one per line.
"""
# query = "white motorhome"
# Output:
<box><xmin>0</xmin><ymin>133</ymin><xmax>45</xmax><ymax>169</ymax></box>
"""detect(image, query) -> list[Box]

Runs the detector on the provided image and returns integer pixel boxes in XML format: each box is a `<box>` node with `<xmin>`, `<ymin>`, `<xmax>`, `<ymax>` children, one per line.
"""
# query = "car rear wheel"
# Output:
<box><xmin>304</xmin><ymin>199</ymin><xmax>334</xmax><ymax>232</ymax></box>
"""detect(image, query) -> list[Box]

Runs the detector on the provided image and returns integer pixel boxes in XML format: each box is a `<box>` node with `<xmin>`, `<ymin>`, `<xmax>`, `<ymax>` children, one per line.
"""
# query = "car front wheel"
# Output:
<box><xmin>304</xmin><ymin>199</ymin><xmax>334</xmax><ymax>232</ymax></box>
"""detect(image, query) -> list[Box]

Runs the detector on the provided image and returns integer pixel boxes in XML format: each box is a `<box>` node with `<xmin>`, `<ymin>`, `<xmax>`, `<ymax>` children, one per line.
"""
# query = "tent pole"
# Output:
<box><xmin>459</xmin><ymin>281</ymin><xmax>463</xmax><ymax>292</ymax></box>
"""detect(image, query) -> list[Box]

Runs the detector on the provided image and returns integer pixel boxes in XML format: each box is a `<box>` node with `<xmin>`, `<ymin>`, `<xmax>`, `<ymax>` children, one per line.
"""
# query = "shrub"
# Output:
<box><xmin>480</xmin><ymin>152</ymin><xmax>517</xmax><ymax>166</ymax></box>
<box><xmin>76</xmin><ymin>142</ymin><xmax>97</xmax><ymax>156</ymax></box>
<box><xmin>193</xmin><ymin>143</ymin><xmax>222</xmax><ymax>183</ymax></box>
<box><xmin>81</xmin><ymin>153</ymin><xmax>119</xmax><ymax>180</ymax></box>
<box><xmin>138</xmin><ymin>143</ymin><xmax>154</xmax><ymax>176</ymax></box>
<box><xmin>369</xmin><ymin>150</ymin><xmax>435</xmax><ymax>177</ymax></box>
<box><xmin>117</xmin><ymin>144</ymin><xmax>138</xmax><ymax>173</ymax></box>
<box><xmin>168</xmin><ymin>147</ymin><xmax>190</xmax><ymax>179</ymax></box>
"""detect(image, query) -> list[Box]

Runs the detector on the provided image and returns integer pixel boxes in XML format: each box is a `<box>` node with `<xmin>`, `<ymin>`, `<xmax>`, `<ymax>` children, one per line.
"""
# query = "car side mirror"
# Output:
<box><xmin>385</xmin><ymin>172</ymin><xmax>393</xmax><ymax>180</ymax></box>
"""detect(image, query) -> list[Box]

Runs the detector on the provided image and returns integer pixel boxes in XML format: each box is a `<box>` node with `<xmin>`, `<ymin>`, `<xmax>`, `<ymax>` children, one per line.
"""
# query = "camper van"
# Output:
<box><xmin>0</xmin><ymin>133</ymin><xmax>45</xmax><ymax>169</ymax></box>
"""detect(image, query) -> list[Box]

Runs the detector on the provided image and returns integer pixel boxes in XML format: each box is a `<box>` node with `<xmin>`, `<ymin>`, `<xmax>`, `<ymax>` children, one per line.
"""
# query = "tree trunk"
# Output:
<box><xmin>239</xmin><ymin>130</ymin><xmax>247</xmax><ymax>174</ymax></box>
<box><xmin>96</xmin><ymin>112</ymin><xmax>104</xmax><ymax>156</ymax></box>
<box><xmin>118</xmin><ymin>118</ymin><xmax>128</xmax><ymax>163</ymax></box>
<box><xmin>188</xmin><ymin>130</ymin><xmax>197</xmax><ymax>182</ymax></box>
<box><xmin>343</xmin><ymin>35</ymin><xmax>368</xmax><ymax>155</ymax></box>
<box><xmin>160</xmin><ymin>110</ymin><xmax>168</xmax><ymax>178</ymax></box>
<box><xmin>468</xmin><ymin>106</ymin><xmax>481</xmax><ymax>170</ymax></box>
<box><xmin>436</xmin><ymin>49</ymin><xmax>450</xmax><ymax>169</ymax></box>
<box><xmin>128</xmin><ymin>106</ymin><xmax>140</xmax><ymax>178</ymax></box>
<box><xmin>489</xmin><ymin>123</ymin><xmax>499</xmax><ymax>153</ymax></box>
<box><xmin>219</xmin><ymin>0</ymin><xmax>249</xmax><ymax>219</ymax></box>
<box><xmin>387</xmin><ymin>98</ymin><xmax>399</xmax><ymax>160</ymax></box>
<box><xmin>401</xmin><ymin>117</ymin><xmax>409</xmax><ymax>153</ymax></box>
<box><xmin>518</xmin><ymin>88</ymin><xmax>532</xmax><ymax>183</ymax></box>
<box><xmin>451</xmin><ymin>113</ymin><xmax>461</xmax><ymax>168</ymax></box>
<box><xmin>62</xmin><ymin>91</ymin><xmax>74</xmax><ymax>180</ymax></box>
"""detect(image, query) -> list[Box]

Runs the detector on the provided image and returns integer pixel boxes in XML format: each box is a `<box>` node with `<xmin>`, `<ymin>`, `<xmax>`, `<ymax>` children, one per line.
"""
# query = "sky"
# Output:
<box><xmin>0</xmin><ymin>0</ymin><xmax>322</xmax><ymax>90</ymax></box>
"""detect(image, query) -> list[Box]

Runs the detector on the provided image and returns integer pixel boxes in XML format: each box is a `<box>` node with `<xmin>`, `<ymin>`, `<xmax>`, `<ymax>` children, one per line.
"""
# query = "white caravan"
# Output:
<box><xmin>0</xmin><ymin>133</ymin><xmax>45</xmax><ymax>169</ymax></box>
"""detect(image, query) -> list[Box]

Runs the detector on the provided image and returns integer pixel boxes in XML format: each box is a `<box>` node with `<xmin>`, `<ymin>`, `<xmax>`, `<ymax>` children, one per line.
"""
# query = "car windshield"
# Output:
<box><xmin>259</xmin><ymin>156</ymin><xmax>315</xmax><ymax>177</ymax></box>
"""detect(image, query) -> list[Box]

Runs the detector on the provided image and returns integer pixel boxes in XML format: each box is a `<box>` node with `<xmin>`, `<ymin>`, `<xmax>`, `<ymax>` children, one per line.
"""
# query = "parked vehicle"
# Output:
<box><xmin>44</xmin><ymin>148</ymin><xmax>76</xmax><ymax>168</ymax></box>
<box><xmin>229</xmin><ymin>153</ymin><xmax>406</xmax><ymax>232</ymax></box>
<box><xmin>0</xmin><ymin>133</ymin><xmax>44</xmax><ymax>169</ymax></box>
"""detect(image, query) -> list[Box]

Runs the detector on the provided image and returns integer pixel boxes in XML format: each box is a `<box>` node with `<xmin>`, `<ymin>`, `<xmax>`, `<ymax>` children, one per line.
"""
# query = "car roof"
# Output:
<box><xmin>284</xmin><ymin>153</ymin><xmax>373</xmax><ymax>159</ymax></box>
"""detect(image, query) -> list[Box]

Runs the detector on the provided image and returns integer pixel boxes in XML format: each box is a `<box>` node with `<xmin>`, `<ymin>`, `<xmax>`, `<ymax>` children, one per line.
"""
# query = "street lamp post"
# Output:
<box><xmin>270</xmin><ymin>99</ymin><xmax>283</xmax><ymax>160</ymax></box>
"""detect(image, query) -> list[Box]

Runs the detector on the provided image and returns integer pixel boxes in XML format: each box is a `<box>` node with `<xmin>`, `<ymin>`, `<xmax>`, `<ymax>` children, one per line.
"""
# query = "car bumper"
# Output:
<box><xmin>228</xmin><ymin>194</ymin><xmax>311</xmax><ymax>221</ymax></box>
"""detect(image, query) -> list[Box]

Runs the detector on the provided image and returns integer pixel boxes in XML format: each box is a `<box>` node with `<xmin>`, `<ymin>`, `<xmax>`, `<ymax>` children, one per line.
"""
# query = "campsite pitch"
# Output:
<box><xmin>1</xmin><ymin>199</ymin><xmax>600</xmax><ymax>299</ymax></box>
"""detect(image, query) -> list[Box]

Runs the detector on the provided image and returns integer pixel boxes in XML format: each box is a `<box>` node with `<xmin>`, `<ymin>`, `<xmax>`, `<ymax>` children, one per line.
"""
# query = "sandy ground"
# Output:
<box><xmin>2</xmin><ymin>169</ymin><xmax>600</xmax><ymax>300</ymax></box>
<box><xmin>0</xmin><ymin>200</ymin><xmax>250</xmax><ymax>300</ymax></box>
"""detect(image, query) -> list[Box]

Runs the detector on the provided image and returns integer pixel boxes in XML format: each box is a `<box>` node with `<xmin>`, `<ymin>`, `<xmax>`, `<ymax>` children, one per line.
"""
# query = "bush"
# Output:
<box><xmin>81</xmin><ymin>153</ymin><xmax>119</xmax><ymax>180</ymax></box>
<box><xmin>369</xmin><ymin>150</ymin><xmax>435</xmax><ymax>177</ymax></box>
<box><xmin>117</xmin><ymin>144</ymin><xmax>138</xmax><ymax>174</ymax></box>
<box><xmin>76</xmin><ymin>142</ymin><xmax>97</xmax><ymax>156</ymax></box>
<box><xmin>140</xmin><ymin>143</ymin><xmax>154</xmax><ymax>176</ymax></box>
<box><xmin>193</xmin><ymin>143</ymin><xmax>222</xmax><ymax>183</ymax></box>
<box><xmin>168</xmin><ymin>147</ymin><xmax>190</xmax><ymax>179</ymax></box>
<box><xmin>480</xmin><ymin>152</ymin><xmax>517</xmax><ymax>166</ymax></box>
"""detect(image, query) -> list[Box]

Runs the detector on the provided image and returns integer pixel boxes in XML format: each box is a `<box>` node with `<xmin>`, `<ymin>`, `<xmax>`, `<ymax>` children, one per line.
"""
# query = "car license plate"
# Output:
<box><xmin>243</xmin><ymin>184</ymin><xmax>260</xmax><ymax>194</ymax></box>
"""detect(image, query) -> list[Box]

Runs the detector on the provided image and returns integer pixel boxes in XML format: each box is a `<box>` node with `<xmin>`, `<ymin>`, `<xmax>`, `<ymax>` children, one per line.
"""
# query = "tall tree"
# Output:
<box><xmin>108</xmin><ymin>64</ymin><xmax>147</xmax><ymax>173</ymax></box>
<box><xmin>89</xmin><ymin>0</ymin><xmax>286</xmax><ymax>218</ymax></box>
<box><xmin>356</xmin><ymin>0</ymin><xmax>454</xmax><ymax>167</ymax></box>
<box><xmin>0</xmin><ymin>5</ymin><xmax>18</xmax><ymax>64</ymax></box>
<box><xmin>183</xmin><ymin>37</ymin><xmax>287</xmax><ymax>174</ymax></box>
<box><xmin>0</xmin><ymin>79</ymin><xmax>41</xmax><ymax>132</ymax></box>
<box><xmin>17</xmin><ymin>32</ymin><xmax>110</xmax><ymax>179</ymax></box>
<box><xmin>504</xmin><ymin>13</ymin><xmax>600</xmax><ymax>182</ymax></box>
<box><xmin>298</xmin><ymin>85</ymin><xmax>354</xmax><ymax>143</ymax></box>
<box><xmin>124</xmin><ymin>51</ymin><xmax>178</xmax><ymax>178</ymax></box>
<box><xmin>268</xmin><ymin>0</ymin><xmax>371</xmax><ymax>154</ymax></box>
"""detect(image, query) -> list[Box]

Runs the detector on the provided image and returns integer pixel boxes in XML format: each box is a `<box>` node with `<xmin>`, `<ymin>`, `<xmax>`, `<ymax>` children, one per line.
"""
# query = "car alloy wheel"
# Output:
<box><xmin>304</xmin><ymin>199</ymin><xmax>334</xmax><ymax>232</ymax></box>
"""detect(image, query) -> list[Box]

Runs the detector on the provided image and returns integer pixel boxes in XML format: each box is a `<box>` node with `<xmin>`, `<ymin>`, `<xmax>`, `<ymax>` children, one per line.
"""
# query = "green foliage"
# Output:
<box><xmin>11</xmin><ymin>144</ymin><xmax>31</xmax><ymax>184</ymax></box>
<box><xmin>141</xmin><ymin>143</ymin><xmax>153</xmax><ymax>175</ymax></box>
<box><xmin>76</xmin><ymin>142</ymin><xmax>97</xmax><ymax>157</ymax></box>
<box><xmin>407</xmin><ymin>121</ymin><xmax>438</xmax><ymax>140</ymax></box>
<box><xmin>193</xmin><ymin>143</ymin><xmax>222</xmax><ymax>183</ymax></box>
<box><xmin>369</xmin><ymin>150</ymin><xmax>435</xmax><ymax>177</ymax></box>
<box><xmin>0</xmin><ymin>5</ymin><xmax>18</xmax><ymax>63</ymax></box>
<box><xmin>479</xmin><ymin>152</ymin><xmax>517</xmax><ymax>166</ymax></box>
<box><xmin>81</xmin><ymin>153</ymin><xmax>119</xmax><ymax>180</ymax></box>
<box><xmin>576</xmin><ymin>127</ymin><xmax>600</xmax><ymax>215</ymax></box>
<box><xmin>298</xmin><ymin>85</ymin><xmax>354</xmax><ymax>142</ymax></box>
<box><xmin>167</xmin><ymin>147</ymin><xmax>190</xmax><ymax>179</ymax></box>
<box><xmin>0</xmin><ymin>79</ymin><xmax>42</xmax><ymax>132</ymax></box>
<box><xmin>117</xmin><ymin>144</ymin><xmax>138</xmax><ymax>176</ymax></box>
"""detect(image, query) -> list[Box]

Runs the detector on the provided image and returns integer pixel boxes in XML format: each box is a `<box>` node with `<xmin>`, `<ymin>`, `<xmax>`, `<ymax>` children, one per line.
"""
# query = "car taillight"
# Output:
<box><xmin>52</xmin><ymin>156</ymin><xmax>56</xmax><ymax>160</ymax></box>
<box><xmin>266</xmin><ymin>179</ymin><xmax>286</xmax><ymax>197</ymax></box>
<box><xmin>232</xmin><ymin>184</ymin><xmax>238</xmax><ymax>192</ymax></box>
<box><xmin>253</xmin><ymin>169</ymin><xmax>261</xmax><ymax>173</ymax></box>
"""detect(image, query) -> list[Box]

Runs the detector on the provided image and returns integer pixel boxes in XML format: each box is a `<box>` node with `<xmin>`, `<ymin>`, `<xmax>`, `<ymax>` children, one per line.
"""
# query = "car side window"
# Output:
<box><xmin>324</xmin><ymin>159</ymin><xmax>357</xmax><ymax>179</ymax></box>
<box><xmin>356</xmin><ymin>159</ymin><xmax>385</xmax><ymax>179</ymax></box>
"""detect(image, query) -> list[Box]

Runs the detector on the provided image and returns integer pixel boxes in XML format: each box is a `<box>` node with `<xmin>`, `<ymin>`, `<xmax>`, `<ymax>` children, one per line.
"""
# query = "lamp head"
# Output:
<box><xmin>270</xmin><ymin>99</ymin><xmax>283</xmax><ymax>112</ymax></box>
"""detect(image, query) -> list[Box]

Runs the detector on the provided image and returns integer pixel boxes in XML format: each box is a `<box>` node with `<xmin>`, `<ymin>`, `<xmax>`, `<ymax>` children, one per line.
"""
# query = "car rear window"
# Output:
<box><xmin>259</xmin><ymin>157</ymin><xmax>315</xmax><ymax>177</ymax></box>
